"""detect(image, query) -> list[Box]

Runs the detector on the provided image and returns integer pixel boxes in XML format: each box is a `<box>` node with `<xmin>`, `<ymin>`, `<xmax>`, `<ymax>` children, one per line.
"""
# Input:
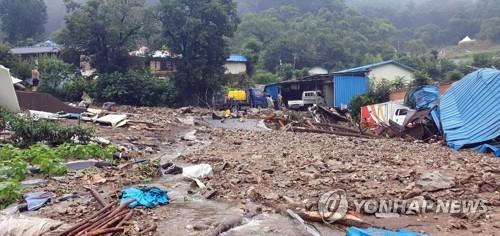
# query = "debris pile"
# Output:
<box><xmin>59</xmin><ymin>197</ymin><xmax>159</xmax><ymax>236</ymax></box>
<box><xmin>367</xmin><ymin>69</ymin><xmax>499</xmax><ymax>157</ymax></box>
<box><xmin>181</xmin><ymin>128</ymin><xmax>500</xmax><ymax>234</ymax></box>
<box><xmin>263</xmin><ymin>105</ymin><xmax>375</xmax><ymax>139</ymax></box>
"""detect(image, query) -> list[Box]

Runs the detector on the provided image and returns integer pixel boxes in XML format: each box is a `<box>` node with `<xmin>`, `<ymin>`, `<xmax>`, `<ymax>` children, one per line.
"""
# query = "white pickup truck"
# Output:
<box><xmin>288</xmin><ymin>91</ymin><xmax>325</xmax><ymax>109</ymax></box>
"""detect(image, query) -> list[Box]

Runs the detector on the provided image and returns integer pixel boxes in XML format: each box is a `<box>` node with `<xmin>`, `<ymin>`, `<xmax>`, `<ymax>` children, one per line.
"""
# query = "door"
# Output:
<box><xmin>394</xmin><ymin>108</ymin><xmax>409</xmax><ymax>126</ymax></box>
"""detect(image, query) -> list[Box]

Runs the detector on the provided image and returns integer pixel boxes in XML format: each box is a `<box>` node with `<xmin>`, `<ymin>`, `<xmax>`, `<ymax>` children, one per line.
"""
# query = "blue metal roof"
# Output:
<box><xmin>440</xmin><ymin>68</ymin><xmax>500</xmax><ymax>156</ymax></box>
<box><xmin>335</xmin><ymin>60</ymin><xmax>416</xmax><ymax>74</ymax></box>
<box><xmin>227</xmin><ymin>54</ymin><xmax>248</xmax><ymax>62</ymax></box>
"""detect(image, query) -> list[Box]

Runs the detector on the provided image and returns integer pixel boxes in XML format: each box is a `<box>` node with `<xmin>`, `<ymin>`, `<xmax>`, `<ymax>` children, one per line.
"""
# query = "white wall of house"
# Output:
<box><xmin>369</xmin><ymin>64</ymin><xmax>415</xmax><ymax>85</ymax></box>
<box><xmin>309</xmin><ymin>67</ymin><xmax>328</xmax><ymax>75</ymax></box>
<box><xmin>224</xmin><ymin>62</ymin><xmax>247</xmax><ymax>74</ymax></box>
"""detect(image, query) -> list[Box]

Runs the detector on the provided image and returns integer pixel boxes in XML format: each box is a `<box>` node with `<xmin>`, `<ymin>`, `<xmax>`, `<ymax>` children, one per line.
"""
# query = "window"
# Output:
<box><xmin>396</xmin><ymin>109</ymin><xmax>408</xmax><ymax>116</ymax></box>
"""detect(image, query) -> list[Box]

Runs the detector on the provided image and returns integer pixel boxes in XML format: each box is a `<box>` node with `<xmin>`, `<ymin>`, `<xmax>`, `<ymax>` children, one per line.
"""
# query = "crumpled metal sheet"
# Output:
<box><xmin>404</xmin><ymin>85</ymin><xmax>439</xmax><ymax>110</ymax></box>
<box><xmin>440</xmin><ymin>68</ymin><xmax>500</xmax><ymax>156</ymax></box>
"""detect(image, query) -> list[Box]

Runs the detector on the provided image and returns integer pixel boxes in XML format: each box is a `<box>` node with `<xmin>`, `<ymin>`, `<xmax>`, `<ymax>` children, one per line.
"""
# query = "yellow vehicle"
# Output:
<box><xmin>227</xmin><ymin>90</ymin><xmax>247</xmax><ymax>101</ymax></box>
<box><xmin>225</xmin><ymin>88</ymin><xmax>269</xmax><ymax>108</ymax></box>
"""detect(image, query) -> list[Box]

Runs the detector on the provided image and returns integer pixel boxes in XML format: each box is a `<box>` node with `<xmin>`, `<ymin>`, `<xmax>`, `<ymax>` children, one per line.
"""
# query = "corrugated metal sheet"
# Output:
<box><xmin>264</xmin><ymin>84</ymin><xmax>280</xmax><ymax>100</ymax></box>
<box><xmin>226</xmin><ymin>54</ymin><xmax>248</xmax><ymax>62</ymax></box>
<box><xmin>440</xmin><ymin>68</ymin><xmax>500</xmax><ymax>154</ymax></box>
<box><xmin>335</xmin><ymin>60</ymin><xmax>416</xmax><ymax>74</ymax></box>
<box><xmin>334</xmin><ymin>75</ymin><xmax>369</xmax><ymax>108</ymax></box>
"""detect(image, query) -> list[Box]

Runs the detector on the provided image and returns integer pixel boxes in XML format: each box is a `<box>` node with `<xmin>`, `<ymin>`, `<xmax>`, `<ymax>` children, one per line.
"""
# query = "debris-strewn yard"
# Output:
<box><xmin>1</xmin><ymin>106</ymin><xmax>499</xmax><ymax>236</ymax></box>
<box><xmin>181</xmin><ymin>129</ymin><xmax>500</xmax><ymax>235</ymax></box>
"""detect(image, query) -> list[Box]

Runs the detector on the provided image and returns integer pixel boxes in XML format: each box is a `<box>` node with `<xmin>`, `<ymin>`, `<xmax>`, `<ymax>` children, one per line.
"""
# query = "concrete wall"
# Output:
<box><xmin>224</xmin><ymin>62</ymin><xmax>247</xmax><ymax>75</ymax></box>
<box><xmin>390</xmin><ymin>82</ymin><xmax>454</xmax><ymax>101</ymax></box>
<box><xmin>369</xmin><ymin>64</ymin><xmax>415</xmax><ymax>85</ymax></box>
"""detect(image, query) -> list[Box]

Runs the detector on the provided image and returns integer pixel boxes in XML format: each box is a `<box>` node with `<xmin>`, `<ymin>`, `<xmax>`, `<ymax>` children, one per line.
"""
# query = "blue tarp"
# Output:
<box><xmin>404</xmin><ymin>85</ymin><xmax>440</xmax><ymax>110</ymax></box>
<box><xmin>121</xmin><ymin>186</ymin><xmax>169</xmax><ymax>208</ymax></box>
<box><xmin>346</xmin><ymin>227</ymin><xmax>426</xmax><ymax>236</ymax></box>
<box><xmin>24</xmin><ymin>192</ymin><xmax>55</xmax><ymax>211</ymax></box>
<box><xmin>264</xmin><ymin>84</ymin><xmax>280</xmax><ymax>100</ymax></box>
<box><xmin>440</xmin><ymin>68</ymin><xmax>500</xmax><ymax>156</ymax></box>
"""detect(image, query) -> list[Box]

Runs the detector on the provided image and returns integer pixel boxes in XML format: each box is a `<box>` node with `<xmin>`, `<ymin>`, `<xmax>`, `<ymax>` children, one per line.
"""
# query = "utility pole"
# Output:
<box><xmin>293</xmin><ymin>53</ymin><xmax>297</xmax><ymax>69</ymax></box>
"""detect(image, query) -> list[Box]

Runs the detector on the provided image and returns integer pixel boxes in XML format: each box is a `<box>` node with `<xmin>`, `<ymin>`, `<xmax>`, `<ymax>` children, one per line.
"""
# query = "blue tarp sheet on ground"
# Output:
<box><xmin>346</xmin><ymin>227</ymin><xmax>426</xmax><ymax>236</ymax></box>
<box><xmin>121</xmin><ymin>186</ymin><xmax>169</xmax><ymax>208</ymax></box>
<box><xmin>440</xmin><ymin>68</ymin><xmax>500</xmax><ymax>156</ymax></box>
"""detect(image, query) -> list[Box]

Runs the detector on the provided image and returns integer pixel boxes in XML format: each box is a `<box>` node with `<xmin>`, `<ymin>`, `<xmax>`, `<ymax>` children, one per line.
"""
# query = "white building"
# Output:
<box><xmin>224</xmin><ymin>54</ymin><xmax>248</xmax><ymax>75</ymax></box>
<box><xmin>336</xmin><ymin>60</ymin><xmax>416</xmax><ymax>85</ymax></box>
<box><xmin>308</xmin><ymin>67</ymin><xmax>328</xmax><ymax>76</ymax></box>
<box><xmin>458</xmin><ymin>36</ymin><xmax>476</xmax><ymax>45</ymax></box>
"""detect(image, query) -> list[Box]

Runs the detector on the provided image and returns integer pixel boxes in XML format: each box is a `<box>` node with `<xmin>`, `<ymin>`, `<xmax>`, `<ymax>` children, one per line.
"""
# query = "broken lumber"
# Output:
<box><xmin>291</xmin><ymin>127</ymin><xmax>377</xmax><ymax>139</ymax></box>
<box><xmin>298</xmin><ymin>211</ymin><xmax>370</xmax><ymax>228</ymax></box>
<box><xmin>87</xmin><ymin>187</ymin><xmax>109</xmax><ymax>207</ymax></box>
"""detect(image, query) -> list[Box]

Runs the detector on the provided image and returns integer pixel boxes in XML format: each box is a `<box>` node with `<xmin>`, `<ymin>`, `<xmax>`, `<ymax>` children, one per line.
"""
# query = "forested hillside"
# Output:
<box><xmin>22</xmin><ymin>0</ymin><xmax>500</xmax><ymax>84</ymax></box>
<box><xmin>230</xmin><ymin>0</ymin><xmax>500</xmax><ymax>80</ymax></box>
<box><xmin>231</xmin><ymin>0</ymin><xmax>396</xmax><ymax>73</ymax></box>
<box><xmin>351</xmin><ymin>0</ymin><xmax>500</xmax><ymax>48</ymax></box>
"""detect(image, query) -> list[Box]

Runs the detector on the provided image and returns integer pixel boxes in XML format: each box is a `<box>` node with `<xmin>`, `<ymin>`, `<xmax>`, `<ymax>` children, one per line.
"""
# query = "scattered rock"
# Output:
<box><xmin>182</xmin><ymin>130</ymin><xmax>197</xmax><ymax>141</ymax></box>
<box><xmin>21</xmin><ymin>179</ymin><xmax>48</xmax><ymax>188</ymax></box>
<box><xmin>178</xmin><ymin>107</ymin><xmax>193</xmax><ymax>114</ymax></box>
<box><xmin>177</xmin><ymin>116</ymin><xmax>195</xmax><ymax>126</ymax></box>
<box><xmin>246</xmin><ymin>187</ymin><xmax>261</xmax><ymax>201</ymax></box>
<box><xmin>375</xmin><ymin>213</ymin><xmax>400</xmax><ymax>218</ymax></box>
<box><xmin>264</xmin><ymin>192</ymin><xmax>280</xmax><ymax>200</ymax></box>
<box><xmin>416</xmin><ymin>171</ymin><xmax>455</xmax><ymax>192</ymax></box>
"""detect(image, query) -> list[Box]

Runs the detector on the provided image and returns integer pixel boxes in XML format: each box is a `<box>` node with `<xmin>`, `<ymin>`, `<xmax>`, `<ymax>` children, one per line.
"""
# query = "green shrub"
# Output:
<box><xmin>37</xmin><ymin>56</ymin><xmax>77</xmax><ymax>95</ymax></box>
<box><xmin>95</xmin><ymin>70</ymin><xmax>177</xmax><ymax>106</ymax></box>
<box><xmin>0</xmin><ymin>142</ymin><xmax>116</xmax><ymax>209</ymax></box>
<box><xmin>444</xmin><ymin>70</ymin><xmax>464</xmax><ymax>82</ymax></box>
<box><xmin>0</xmin><ymin>145</ymin><xmax>27</xmax><ymax>181</ymax></box>
<box><xmin>349</xmin><ymin>95</ymin><xmax>372</xmax><ymax>122</ymax></box>
<box><xmin>1</xmin><ymin>110</ymin><xmax>94</xmax><ymax>148</ymax></box>
<box><xmin>57</xmin><ymin>78</ymin><xmax>96</xmax><ymax>102</ymax></box>
<box><xmin>0</xmin><ymin>180</ymin><xmax>21</xmax><ymax>209</ymax></box>
<box><xmin>56</xmin><ymin>143</ymin><xmax>116</xmax><ymax>161</ymax></box>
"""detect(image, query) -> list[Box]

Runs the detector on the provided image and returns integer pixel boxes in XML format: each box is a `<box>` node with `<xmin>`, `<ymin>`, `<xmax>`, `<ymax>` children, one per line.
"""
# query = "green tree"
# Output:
<box><xmin>472</xmin><ymin>53</ymin><xmax>500</xmax><ymax>68</ymax></box>
<box><xmin>158</xmin><ymin>0</ymin><xmax>239</xmax><ymax>104</ymax></box>
<box><xmin>479</xmin><ymin>17</ymin><xmax>500</xmax><ymax>42</ymax></box>
<box><xmin>57</xmin><ymin>0</ymin><xmax>147</xmax><ymax>73</ymax></box>
<box><xmin>252</xmin><ymin>69</ymin><xmax>280</xmax><ymax>84</ymax></box>
<box><xmin>412</xmin><ymin>71</ymin><xmax>431</xmax><ymax>86</ymax></box>
<box><xmin>406</xmin><ymin>39</ymin><xmax>427</xmax><ymax>55</ymax></box>
<box><xmin>444</xmin><ymin>70</ymin><xmax>464</xmax><ymax>82</ymax></box>
<box><xmin>391</xmin><ymin>76</ymin><xmax>407</xmax><ymax>90</ymax></box>
<box><xmin>276</xmin><ymin>63</ymin><xmax>295</xmax><ymax>80</ymax></box>
<box><xmin>0</xmin><ymin>0</ymin><xmax>47</xmax><ymax>44</ymax></box>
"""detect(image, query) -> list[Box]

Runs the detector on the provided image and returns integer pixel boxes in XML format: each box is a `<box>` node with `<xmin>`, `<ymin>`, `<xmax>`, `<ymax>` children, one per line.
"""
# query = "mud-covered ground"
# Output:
<box><xmin>180</xmin><ymin>129</ymin><xmax>500</xmax><ymax>236</ymax></box>
<box><xmin>6</xmin><ymin>107</ymin><xmax>500</xmax><ymax>236</ymax></box>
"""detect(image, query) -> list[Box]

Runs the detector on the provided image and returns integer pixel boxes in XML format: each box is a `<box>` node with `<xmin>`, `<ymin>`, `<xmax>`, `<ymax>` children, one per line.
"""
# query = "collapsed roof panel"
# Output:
<box><xmin>0</xmin><ymin>65</ymin><xmax>21</xmax><ymax>112</ymax></box>
<box><xmin>440</xmin><ymin>68</ymin><xmax>500</xmax><ymax>155</ymax></box>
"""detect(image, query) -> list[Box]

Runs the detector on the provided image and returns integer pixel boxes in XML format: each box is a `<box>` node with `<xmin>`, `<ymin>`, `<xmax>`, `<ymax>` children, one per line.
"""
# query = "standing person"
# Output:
<box><xmin>277</xmin><ymin>93</ymin><xmax>284</xmax><ymax>108</ymax></box>
<box><xmin>266</xmin><ymin>94</ymin><xmax>274</xmax><ymax>109</ymax></box>
<box><xmin>31</xmin><ymin>66</ymin><xmax>40</xmax><ymax>92</ymax></box>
